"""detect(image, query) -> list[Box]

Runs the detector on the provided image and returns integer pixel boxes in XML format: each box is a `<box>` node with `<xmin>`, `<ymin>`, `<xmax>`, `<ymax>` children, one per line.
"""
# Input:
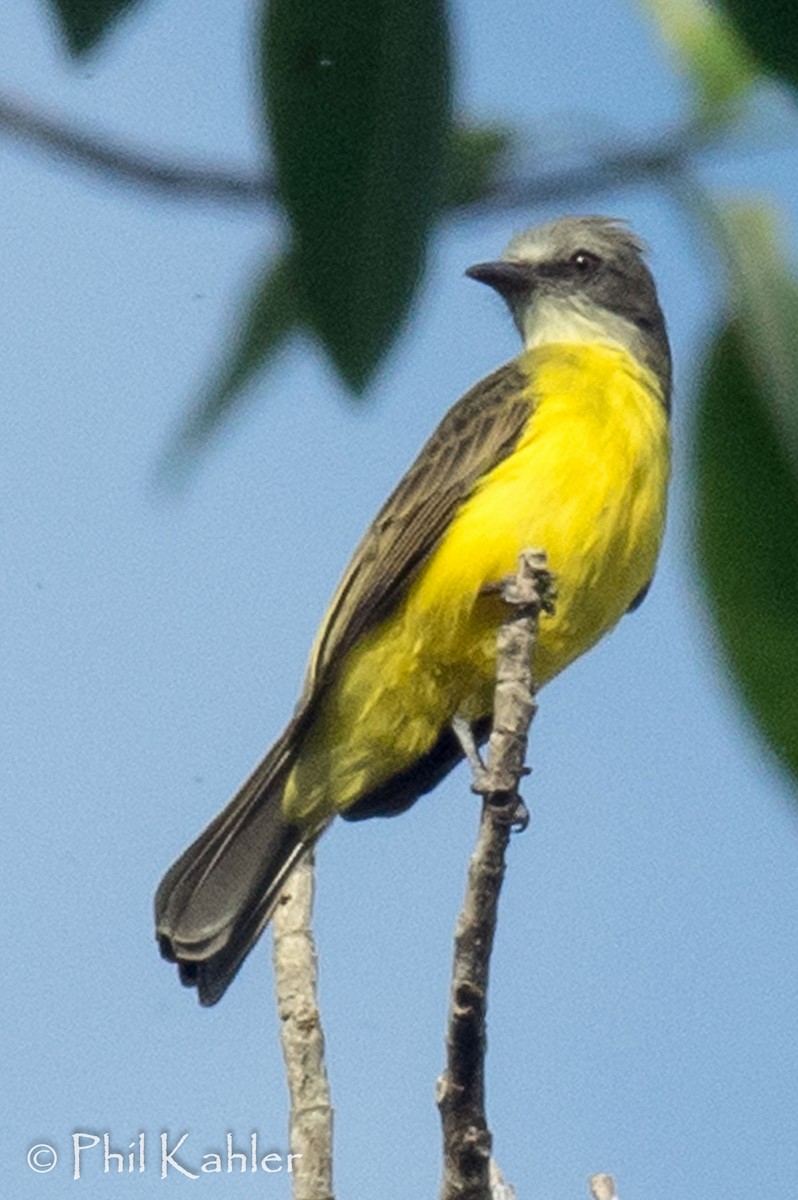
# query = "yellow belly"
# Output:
<box><xmin>284</xmin><ymin>342</ymin><xmax>670</xmax><ymax>822</ymax></box>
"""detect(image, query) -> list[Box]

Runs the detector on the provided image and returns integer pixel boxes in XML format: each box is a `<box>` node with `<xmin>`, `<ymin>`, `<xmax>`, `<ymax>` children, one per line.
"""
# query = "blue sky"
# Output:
<box><xmin>3</xmin><ymin>1</ymin><xmax>798</xmax><ymax>1197</ymax></box>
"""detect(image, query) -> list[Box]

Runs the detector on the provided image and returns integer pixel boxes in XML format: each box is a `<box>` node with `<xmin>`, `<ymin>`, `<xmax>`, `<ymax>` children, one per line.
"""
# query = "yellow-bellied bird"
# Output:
<box><xmin>156</xmin><ymin>216</ymin><xmax>671</xmax><ymax>1005</ymax></box>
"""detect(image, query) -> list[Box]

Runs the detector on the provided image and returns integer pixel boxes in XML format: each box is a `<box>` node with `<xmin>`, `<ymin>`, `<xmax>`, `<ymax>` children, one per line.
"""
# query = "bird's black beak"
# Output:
<box><xmin>465</xmin><ymin>259</ymin><xmax>535</xmax><ymax>299</ymax></box>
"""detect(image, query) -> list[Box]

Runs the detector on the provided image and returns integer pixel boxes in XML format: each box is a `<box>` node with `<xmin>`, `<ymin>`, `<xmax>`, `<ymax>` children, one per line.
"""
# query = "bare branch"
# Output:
<box><xmin>272</xmin><ymin>853</ymin><xmax>335</xmax><ymax>1200</ymax></box>
<box><xmin>457</xmin><ymin>126</ymin><xmax>701</xmax><ymax>215</ymax></box>
<box><xmin>489</xmin><ymin>1159</ymin><xmax>517</xmax><ymax>1200</ymax></box>
<box><xmin>0</xmin><ymin>93</ymin><xmax>274</xmax><ymax>205</ymax></box>
<box><xmin>0</xmin><ymin>90</ymin><xmax>719</xmax><ymax>214</ymax></box>
<box><xmin>438</xmin><ymin>550</ymin><xmax>555</xmax><ymax>1200</ymax></box>
<box><xmin>589</xmin><ymin>1174</ymin><xmax>619</xmax><ymax>1200</ymax></box>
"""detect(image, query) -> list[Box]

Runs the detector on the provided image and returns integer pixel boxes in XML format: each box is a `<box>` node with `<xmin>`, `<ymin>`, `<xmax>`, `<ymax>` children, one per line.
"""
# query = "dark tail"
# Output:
<box><xmin>155</xmin><ymin>729</ymin><xmax>324</xmax><ymax>1006</ymax></box>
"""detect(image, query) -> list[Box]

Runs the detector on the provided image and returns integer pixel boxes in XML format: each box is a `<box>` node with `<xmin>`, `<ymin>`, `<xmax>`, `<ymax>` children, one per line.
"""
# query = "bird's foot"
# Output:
<box><xmin>481</xmin><ymin>549</ymin><xmax>557</xmax><ymax>617</ymax></box>
<box><xmin>452</xmin><ymin>716</ymin><xmax>530</xmax><ymax>832</ymax></box>
<box><xmin>452</xmin><ymin>714</ymin><xmax>486</xmax><ymax>777</ymax></box>
<box><xmin>480</xmin><ymin>787</ymin><xmax>530</xmax><ymax>831</ymax></box>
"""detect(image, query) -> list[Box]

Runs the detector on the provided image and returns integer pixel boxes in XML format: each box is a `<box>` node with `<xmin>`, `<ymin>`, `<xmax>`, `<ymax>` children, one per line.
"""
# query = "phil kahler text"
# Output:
<box><xmin>70</xmin><ymin>1132</ymin><xmax>300</xmax><ymax>1179</ymax></box>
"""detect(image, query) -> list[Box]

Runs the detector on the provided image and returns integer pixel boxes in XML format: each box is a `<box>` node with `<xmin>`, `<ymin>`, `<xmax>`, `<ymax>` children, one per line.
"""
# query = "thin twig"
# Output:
<box><xmin>0</xmin><ymin>90</ymin><xmax>726</xmax><ymax>214</ymax></box>
<box><xmin>0</xmin><ymin>93</ymin><xmax>274</xmax><ymax>205</ymax></box>
<box><xmin>489</xmin><ymin>1159</ymin><xmax>518</xmax><ymax>1200</ymax></box>
<box><xmin>271</xmin><ymin>853</ymin><xmax>335</xmax><ymax>1200</ymax></box>
<box><xmin>589</xmin><ymin>1173</ymin><xmax>619</xmax><ymax>1200</ymax></box>
<box><xmin>452</xmin><ymin>125</ymin><xmax>705</xmax><ymax>215</ymax></box>
<box><xmin>437</xmin><ymin>550</ymin><xmax>555</xmax><ymax>1200</ymax></box>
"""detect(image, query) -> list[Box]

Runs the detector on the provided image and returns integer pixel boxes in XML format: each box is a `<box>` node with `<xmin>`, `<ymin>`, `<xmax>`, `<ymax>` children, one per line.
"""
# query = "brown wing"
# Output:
<box><xmin>302</xmin><ymin>358</ymin><xmax>531</xmax><ymax>699</ymax></box>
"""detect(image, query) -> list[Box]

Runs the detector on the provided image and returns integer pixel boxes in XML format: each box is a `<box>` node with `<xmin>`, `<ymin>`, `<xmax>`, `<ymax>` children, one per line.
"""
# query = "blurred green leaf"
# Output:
<box><xmin>696</xmin><ymin>322</ymin><xmax>798</xmax><ymax>781</ymax></box>
<box><xmin>48</xmin><ymin>0</ymin><xmax>145</xmax><ymax>55</ymax></box>
<box><xmin>262</xmin><ymin>0</ymin><xmax>452</xmax><ymax>392</ymax></box>
<box><xmin>165</xmin><ymin>116</ymin><xmax>511</xmax><ymax>473</ymax></box>
<box><xmin>641</xmin><ymin>0</ymin><xmax>756</xmax><ymax>122</ymax></box>
<box><xmin>159</xmin><ymin>252</ymin><xmax>300</xmax><ymax>480</ymax></box>
<box><xmin>712</xmin><ymin>202</ymin><xmax>798</xmax><ymax>477</ymax></box>
<box><xmin>440</xmin><ymin>123</ymin><xmax>514</xmax><ymax>210</ymax></box>
<box><xmin>720</xmin><ymin>0</ymin><xmax>798</xmax><ymax>91</ymax></box>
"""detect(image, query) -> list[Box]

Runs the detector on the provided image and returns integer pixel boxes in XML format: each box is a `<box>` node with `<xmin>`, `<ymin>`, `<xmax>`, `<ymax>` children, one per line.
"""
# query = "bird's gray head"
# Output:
<box><xmin>467</xmin><ymin>216</ymin><xmax>671</xmax><ymax>408</ymax></box>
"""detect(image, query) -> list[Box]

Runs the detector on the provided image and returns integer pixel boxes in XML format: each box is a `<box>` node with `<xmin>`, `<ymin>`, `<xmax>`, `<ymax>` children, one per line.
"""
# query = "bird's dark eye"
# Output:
<box><xmin>570</xmin><ymin>250</ymin><xmax>601</xmax><ymax>273</ymax></box>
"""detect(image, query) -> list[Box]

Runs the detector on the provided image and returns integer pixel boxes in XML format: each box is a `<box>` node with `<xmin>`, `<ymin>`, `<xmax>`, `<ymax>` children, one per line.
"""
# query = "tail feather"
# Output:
<box><xmin>155</xmin><ymin>728</ymin><xmax>324</xmax><ymax>1006</ymax></box>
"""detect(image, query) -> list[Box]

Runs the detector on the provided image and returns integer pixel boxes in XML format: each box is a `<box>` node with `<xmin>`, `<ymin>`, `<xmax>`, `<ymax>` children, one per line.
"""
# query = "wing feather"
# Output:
<box><xmin>303</xmin><ymin>359</ymin><xmax>531</xmax><ymax>698</ymax></box>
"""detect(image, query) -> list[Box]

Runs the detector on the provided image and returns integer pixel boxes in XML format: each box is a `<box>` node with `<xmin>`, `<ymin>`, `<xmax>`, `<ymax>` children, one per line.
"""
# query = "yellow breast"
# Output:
<box><xmin>411</xmin><ymin>342</ymin><xmax>670</xmax><ymax>695</ymax></box>
<box><xmin>284</xmin><ymin>342</ymin><xmax>670</xmax><ymax>821</ymax></box>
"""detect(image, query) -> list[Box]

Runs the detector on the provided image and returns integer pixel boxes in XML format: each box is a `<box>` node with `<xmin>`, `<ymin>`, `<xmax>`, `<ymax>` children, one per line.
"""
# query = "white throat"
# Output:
<box><xmin>520</xmin><ymin>294</ymin><xmax>640</xmax><ymax>359</ymax></box>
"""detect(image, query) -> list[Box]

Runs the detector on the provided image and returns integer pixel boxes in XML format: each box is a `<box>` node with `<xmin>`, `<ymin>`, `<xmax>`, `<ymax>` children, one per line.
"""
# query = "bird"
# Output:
<box><xmin>156</xmin><ymin>215</ymin><xmax>671</xmax><ymax>1006</ymax></box>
